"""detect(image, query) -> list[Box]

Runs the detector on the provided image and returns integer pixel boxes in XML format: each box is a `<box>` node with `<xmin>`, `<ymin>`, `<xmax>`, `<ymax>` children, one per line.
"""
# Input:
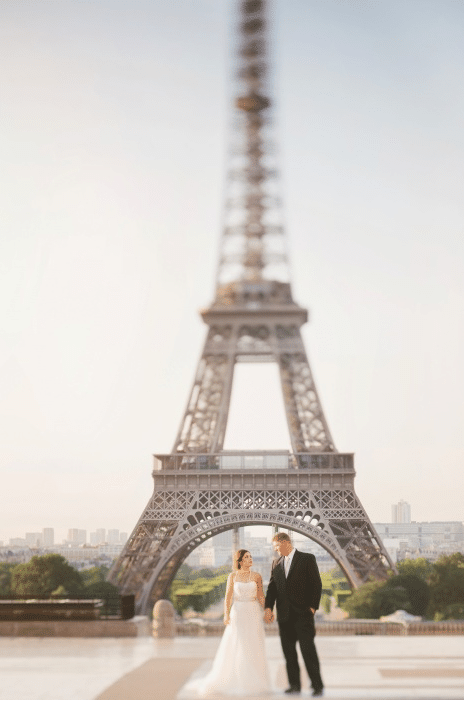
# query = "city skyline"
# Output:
<box><xmin>3</xmin><ymin>517</ymin><xmax>463</xmax><ymax>565</ymax></box>
<box><xmin>1</xmin><ymin>526</ymin><xmax>129</xmax><ymax>546</ymax></box>
<box><xmin>1</xmin><ymin>0</ymin><xmax>462</xmax><ymax>538</ymax></box>
<box><xmin>0</xmin><ymin>501</ymin><xmax>463</xmax><ymax>548</ymax></box>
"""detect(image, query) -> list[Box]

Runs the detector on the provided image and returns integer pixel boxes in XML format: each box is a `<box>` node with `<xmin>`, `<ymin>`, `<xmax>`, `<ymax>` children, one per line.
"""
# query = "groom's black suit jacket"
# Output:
<box><xmin>265</xmin><ymin>550</ymin><xmax>322</xmax><ymax>623</ymax></box>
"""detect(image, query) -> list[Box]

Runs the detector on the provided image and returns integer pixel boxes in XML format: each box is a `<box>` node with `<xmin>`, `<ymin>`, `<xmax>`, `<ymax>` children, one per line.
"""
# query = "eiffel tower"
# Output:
<box><xmin>108</xmin><ymin>0</ymin><xmax>396</xmax><ymax>614</ymax></box>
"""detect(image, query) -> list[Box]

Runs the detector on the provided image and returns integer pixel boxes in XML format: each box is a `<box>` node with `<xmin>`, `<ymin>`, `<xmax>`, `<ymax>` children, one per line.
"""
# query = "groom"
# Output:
<box><xmin>264</xmin><ymin>532</ymin><xmax>324</xmax><ymax>696</ymax></box>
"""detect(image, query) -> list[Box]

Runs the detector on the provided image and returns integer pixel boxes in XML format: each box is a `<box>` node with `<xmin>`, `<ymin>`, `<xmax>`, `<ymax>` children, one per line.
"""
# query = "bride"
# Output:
<box><xmin>195</xmin><ymin>548</ymin><xmax>272</xmax><ymax>697</ymax></box>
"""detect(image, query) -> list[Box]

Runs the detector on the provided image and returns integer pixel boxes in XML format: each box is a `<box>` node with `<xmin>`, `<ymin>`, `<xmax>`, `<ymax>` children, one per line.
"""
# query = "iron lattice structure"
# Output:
<box><xmin>108</xmin><ymin>0</ymin><xmax>396</xmax><ymax>614</ymax></box>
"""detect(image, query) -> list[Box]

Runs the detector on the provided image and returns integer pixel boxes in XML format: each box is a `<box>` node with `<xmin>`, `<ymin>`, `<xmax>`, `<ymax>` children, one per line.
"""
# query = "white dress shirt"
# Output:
<box><xmin>284</xmin><ymin>547</ymin><xmax>296</xmax><ymax>577</ymax></box>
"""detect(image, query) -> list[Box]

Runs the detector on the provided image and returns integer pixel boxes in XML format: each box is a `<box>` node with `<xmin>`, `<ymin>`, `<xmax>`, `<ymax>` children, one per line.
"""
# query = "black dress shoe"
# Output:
<box><xmin>312</xmin><ymin>688</ymin><xmax>324</xmax><ymax>697</ymax></box>
<box><xmin>285</xmin><ymin>686</ymin><xmax>301</xmax><ymax>694</ymax></box>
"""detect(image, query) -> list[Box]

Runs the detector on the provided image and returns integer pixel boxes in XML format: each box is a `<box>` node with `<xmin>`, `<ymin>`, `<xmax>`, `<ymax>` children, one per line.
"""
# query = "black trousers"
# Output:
<box><xmin>278</xmin><ymin>611</ymin><xmax>323</xmax><ymax>692</ymax></box>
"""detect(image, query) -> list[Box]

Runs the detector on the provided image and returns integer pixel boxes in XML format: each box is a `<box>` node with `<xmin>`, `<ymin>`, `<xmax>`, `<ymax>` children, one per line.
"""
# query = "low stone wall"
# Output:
<box><xmin>0</xmin><ymin>615</ymin><xmax>462</xmax><ymax>638</ymax></box>
<box><xmin>0</xmin><ymin>615</ymin><xmax>151</xmax><ymax>637</ymax></box>
<box><xmin>0</xmin><ymin>600</ymin><xmax>102</xmax><ymax>621</ymax></box>
<box><xmin>405</xmin><ymin>621</ymin><xmax>464</xmax><ymax>635</ymax></box>
<box><xmin>317</xmin><ymin>621</ymin><xmax>403</xmax><ymax>636</ymax></box>
<box><xmin>174</xmin><ymin>619</ymin><xmax>464</xmax><ymax>637</ymax></box>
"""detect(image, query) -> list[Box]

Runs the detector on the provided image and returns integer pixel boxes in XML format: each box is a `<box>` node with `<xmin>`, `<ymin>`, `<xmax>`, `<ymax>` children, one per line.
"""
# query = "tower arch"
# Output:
<box><xmin>110</xmin><ymin>470</ymin><xmax>395</xmax><ymax>615</ymax></box>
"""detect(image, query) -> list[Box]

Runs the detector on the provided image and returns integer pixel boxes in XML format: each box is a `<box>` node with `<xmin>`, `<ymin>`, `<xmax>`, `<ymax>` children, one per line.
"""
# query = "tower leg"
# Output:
<box><xmin>277</xmin><ymin>350</ymin><xmax>335</xmax><ymax>452</ymax></box>
<box><xmin>172</xmin><ymin>327</ymin><xmax>236</xmax><ymax>453</ymax></box>
<box><xmin>232</xmin><ymin>527</ymin><xmax>240</xmax><ymax>560</ymax></box>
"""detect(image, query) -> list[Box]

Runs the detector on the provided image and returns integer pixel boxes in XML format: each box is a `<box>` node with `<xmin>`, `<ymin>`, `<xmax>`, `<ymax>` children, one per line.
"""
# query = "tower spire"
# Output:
<box><xmin>217</xmin><ymin>0</ymin><xmax>289</xmax><ymax>301</ymax></box>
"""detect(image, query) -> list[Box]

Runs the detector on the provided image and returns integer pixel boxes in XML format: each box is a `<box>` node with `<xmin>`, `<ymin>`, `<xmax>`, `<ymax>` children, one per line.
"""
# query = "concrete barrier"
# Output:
<box><xmin>0</xmin><ymin>615</ymin><xmax>461</xmax><ymax>638</ymax></box>
<box><xmin>174</xmin><ymin>619</ymin><xmax>464</xmax><ymax>637</ymax></box>
<box><xmin>317</xmin><ymin>620</ymin><xmax>403</xmax><ymax>636</ymax></box>
<box><xmin>407</xmin><ymin>621</ymin><xmax>464</xmax><ymax>635</ymax></box>
<box><xmin>0</xmin><ymin>616</ymin><xmax>151</xmax><ymax>637</ymax></box>
<box><xmin>153</xmin><ymin>599</ymin><xmax>176</xmax><ymax>638</ymax></box>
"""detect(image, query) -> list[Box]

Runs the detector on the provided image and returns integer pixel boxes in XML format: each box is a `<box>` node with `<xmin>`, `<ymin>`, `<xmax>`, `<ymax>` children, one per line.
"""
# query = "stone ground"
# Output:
<box><xmin>0</xmin><ymin>635</ymin><xmax>463</xmax><ymax>701</ymax></box>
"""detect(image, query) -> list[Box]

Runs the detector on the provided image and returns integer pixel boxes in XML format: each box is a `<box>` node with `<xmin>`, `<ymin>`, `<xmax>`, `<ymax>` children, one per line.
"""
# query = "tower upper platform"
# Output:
<box><xmin>202</xmin><ymin>280</ymin><xmax>308</xmax><ymax>324</ymax></box>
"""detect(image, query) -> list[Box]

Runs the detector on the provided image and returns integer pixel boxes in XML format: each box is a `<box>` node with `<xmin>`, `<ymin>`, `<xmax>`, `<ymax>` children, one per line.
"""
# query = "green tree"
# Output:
<box><xmin>321</xmin><ymin>593</ymin><xmax>331</xmax><ymax>614</ymax></box>
<box><xmin>11</xmin><ymin>555</ymin><xmax>83</xmax><ymax>597</ymax></box>
<box><xmin>194</xmin><ymin>568</ymin><xmax>216</xmax><ymax>579</ymax></box>
<box><xmin>345</xmin><ymin>555</ymin><xmax>464</xmax><ymax>621</ymax></box>
<box><xmin>344</xmin><ymin>580</ymin><xmax>411</xmax><ymax>619</ymax></box>
<box><xmin>80</xmin><ymin>565</ymin><xmax>110</xmax><ymax>588</ymax></box>
<box><xmin>83</xmin><ymin>580</ymin><xmax>120</xmax><ymax>615</ymax></box>
<box><xmin>427</xmin><ymin>553</ymin><xmax>463</xmax><ymax>620</ymax></box>
<box><xmin>170</xmin><ymin>573</ymin><xmax>229</xmax><ymax>615</ymax></box>
<box><xmin>175</xmin><ymin>563</ymin><xmax>194</xmax><ymax>583</ymax></box>
<box><xmin>330</xmin><ymin>566</ymin><xmax>347</xmax><ymax>580</ymax></box>
<box><xmin>384</xmin><ymin>573</ymin><xmax>430</xmax><ymax>616</ymax></box>
<box><xmin>0</xmin><ymin>562</ymin><xmax>18</xmax><ymax>596</ymax></box>
<box><xmin>397</xmin><ymin>557</ymin><xmax>433</xmax><ymax>582</ymax></box>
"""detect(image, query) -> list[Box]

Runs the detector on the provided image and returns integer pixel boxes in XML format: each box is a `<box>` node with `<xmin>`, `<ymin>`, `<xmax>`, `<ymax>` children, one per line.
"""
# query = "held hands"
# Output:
<box><xmin>263</xmin><ymin>608</ymin><xmax>313</xmax><ymax>621</ymax></box>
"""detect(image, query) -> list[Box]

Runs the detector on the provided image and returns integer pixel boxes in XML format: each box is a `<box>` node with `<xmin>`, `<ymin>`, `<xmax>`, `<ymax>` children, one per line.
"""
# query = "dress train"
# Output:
<box><xmin>194</xmin><ymin>580</ymin><xmax>271</xmax><ymax>697</ymax></box>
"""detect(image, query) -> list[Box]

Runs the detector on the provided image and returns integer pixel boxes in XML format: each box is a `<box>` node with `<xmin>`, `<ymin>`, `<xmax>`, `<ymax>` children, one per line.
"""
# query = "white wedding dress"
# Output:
<box><xmin>194</xmin><ymin>578</ymin><xmax>272</xmax><ymax>697</ymax></box>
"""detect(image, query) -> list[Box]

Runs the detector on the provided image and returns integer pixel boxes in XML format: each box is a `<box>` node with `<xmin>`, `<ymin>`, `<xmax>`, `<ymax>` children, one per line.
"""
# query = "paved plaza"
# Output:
<box><xmin>0</xmin><ymin>635</ymin><xmax>463</xmax><ymax>700</ymax></box>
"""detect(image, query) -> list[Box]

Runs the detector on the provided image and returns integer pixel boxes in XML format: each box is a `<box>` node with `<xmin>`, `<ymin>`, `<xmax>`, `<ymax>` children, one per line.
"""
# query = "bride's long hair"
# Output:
<box><xmin>233</xmin><ymin>548</ymin><xmax>249</xmax><ymax>570</ymax></box>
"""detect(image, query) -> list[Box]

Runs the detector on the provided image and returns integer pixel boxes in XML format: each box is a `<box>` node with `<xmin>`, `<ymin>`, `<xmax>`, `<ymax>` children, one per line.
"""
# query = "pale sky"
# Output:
<box><xmin>0</xmin><ymin>0</ymin><xmax>463</xmax><ymax>544</ymax></box>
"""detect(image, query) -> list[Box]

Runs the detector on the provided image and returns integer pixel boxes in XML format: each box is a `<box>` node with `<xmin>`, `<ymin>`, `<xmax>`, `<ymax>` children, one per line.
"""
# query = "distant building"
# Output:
<box><xmin>243</xmin><ymin>535</ymin><xmax>273</xmax><ymax>580</ymax></box>
<box><xmin>45</xmin><ymin>545</ymin><xmax>99</xmax><ymax>561</ymax></box>
<box><xmin>95</xmin><ymin>528</ymin><xmax>106</xmax><ymax>544</ymax></box>
<box><xmin>42</xmin><ymin>528</ymin><xmax>54</xmax><ymax>547</ymax></box>
<box><xmin>391</xmin><ymin>500</ymin><xmax>411</xmax><ymax>524</ymax></box>
<box><xmin>375</xmin><ymin>521</ymin><xmax>463</xmax><ymax>561</ymax></box>
<box><xmin>213</xmin><ymin>529</ymin><xmax>245</xmax><ymax>548</ymax></box>
<box><xmin>0</xmin><ymin>546</ymin><xmax>32</xmax><ymax>563</ymax></box>
<box><xmin>25</xmin><ymin>532</ymin><xmax>42</xmax><ymax>547</ymax></box>
<box><xmin>67</xmin><ymin>529</ymin><xmax>87</xmax><ymax>545</ymax></box>
<box><xmin>107</xmin><ymin>529</ymin><xmax>120</xmax><ymax>544</ymax></box>
<box><xmin>212</xmin><ymin>546</ymin><xmax>234</xmax><ymax>568</ymax></box>
<box><xmin>44</xmin><ymin>543</ymin><xmax>124</xmax><ymax>562</ymax></box>
<box><xmin>378</xmin><ymin>538</ymin><xmax>401</xmax><ymax>563</ymax></box>
<box><xmin>119</xmin><ymin>532</ymin><xmax>128</xmax><ymax>544</ymax></box>
<box><xmin>90</xmin><ymin>532</ymin><xmax>98</xmax><ymax>545</ymax></box>
<box><xmin>185</xmin><ymin>542</ymin><xmax>215</xmax><ymax>568</ymax></box>
<box><xmin>9</xmin><ymin>537</ymin><xmax>26</xmax><ymax>547</ymax></box>
<box><xmin>211</xmin><ymin>529</ymin><xmax>247</xmax><ymax>568</ymax></box>
<box><xmin>244</xmin><ymin>535</ymin><xmax>271</xmax><ymax>557</ymax></box>
<box><xmin>98</xmin><ymin>543</ymin><xmax>124</xmax><ymax>557</ymax></box>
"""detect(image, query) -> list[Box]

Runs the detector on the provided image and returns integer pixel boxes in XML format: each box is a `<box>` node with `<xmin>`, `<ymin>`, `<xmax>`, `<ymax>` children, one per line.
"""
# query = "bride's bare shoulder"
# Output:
<box><xmin>252</xmin><ymin>571</ymin><xmax>262</xmax><ymax>581</ymax></box>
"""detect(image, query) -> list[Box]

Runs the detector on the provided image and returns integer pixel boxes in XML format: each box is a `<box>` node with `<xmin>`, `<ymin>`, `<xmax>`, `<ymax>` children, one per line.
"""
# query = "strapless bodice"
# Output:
<box><xmin>233</xmin><ymin>580</ymin><xmax>257</xmax><ymax>602</ymax></box>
